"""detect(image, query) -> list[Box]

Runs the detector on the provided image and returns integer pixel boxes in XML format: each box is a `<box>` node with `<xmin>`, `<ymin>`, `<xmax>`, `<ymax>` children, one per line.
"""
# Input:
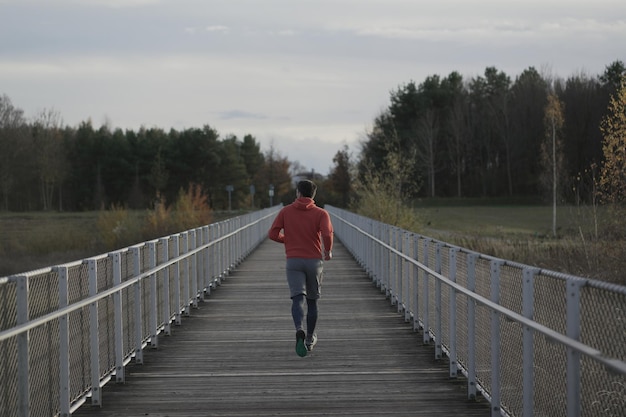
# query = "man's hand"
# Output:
<box><xmin>324</xmin><ymin>251</ymin><xmax>332</xmax><ymax>261</ymax></box>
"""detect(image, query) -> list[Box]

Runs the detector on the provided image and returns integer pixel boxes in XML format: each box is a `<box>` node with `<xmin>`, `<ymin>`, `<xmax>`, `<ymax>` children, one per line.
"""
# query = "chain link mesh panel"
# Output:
<box><xmin>0</xmin><ymin>280</ymin><xmax>17</xmax><ymax>417</ymax></box>
<box><xmin>327</xmin><ymin>206</ymin><xmax>626</xmax><ymax>417</ymax></box>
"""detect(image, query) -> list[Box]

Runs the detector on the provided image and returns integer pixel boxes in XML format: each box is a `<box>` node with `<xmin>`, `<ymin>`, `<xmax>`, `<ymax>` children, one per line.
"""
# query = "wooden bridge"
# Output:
<box><xmin>4</xmin><ymin>206</ymin><xmax>624</xmax><ymax>417</ymax></box>
<box><xmin>72</xmin><ymin>239</ymin><xmax>490</xmax><ymax>417</ymax></box>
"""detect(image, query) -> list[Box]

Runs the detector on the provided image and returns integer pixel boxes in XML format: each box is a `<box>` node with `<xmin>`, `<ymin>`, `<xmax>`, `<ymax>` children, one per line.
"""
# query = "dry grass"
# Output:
<box><xmin>418</xmin><ymin>204</ymin><xmax>625</xmax><ymax>285</ymax></box>
<box><xmin>0</xmin><ymin>212</ymin><xmax>101</xmax><ymax>275</ymax></box>
<box><xmin>2</xmin><ymin>203</ymin><xmax>624</xmax><ymax>285</ymax></box>
<box><xmin>0</xmin><ymin>186</ymin><xmax>235</xmax><ymax>277</ymax></box>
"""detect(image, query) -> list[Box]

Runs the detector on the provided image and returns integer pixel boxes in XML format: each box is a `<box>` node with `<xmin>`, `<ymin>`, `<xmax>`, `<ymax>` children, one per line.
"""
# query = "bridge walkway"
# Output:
<box><xmin>73</xmin><ymin>238</ymin><xmax>490</xmax><ymax>417</ymax></box>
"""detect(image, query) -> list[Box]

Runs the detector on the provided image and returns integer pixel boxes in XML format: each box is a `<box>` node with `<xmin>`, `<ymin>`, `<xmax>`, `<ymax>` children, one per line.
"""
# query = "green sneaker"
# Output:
<box><xmin>295</xmin><ymin>330</ymin><xmax>307</xmax><ymax>357</ymax></box>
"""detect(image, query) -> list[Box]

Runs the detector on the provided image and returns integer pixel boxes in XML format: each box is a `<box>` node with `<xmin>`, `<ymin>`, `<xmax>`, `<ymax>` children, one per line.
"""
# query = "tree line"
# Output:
<box><xmin>1</xmin><ymin>60</ymin><xmax>625</xmax><ymax>215</ymax></box>
<box><xmin>356</xmin><ymin>60</ymin><xmax>626</xmax><ymax>205</ymax></box>
<box><xmin>0</xmin><ymin>106</ymin><xmax>299</xmax><ymax>212</ymax></box>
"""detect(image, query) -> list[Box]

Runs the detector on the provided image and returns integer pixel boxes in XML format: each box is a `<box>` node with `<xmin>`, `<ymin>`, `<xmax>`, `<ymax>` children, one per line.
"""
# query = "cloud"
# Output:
<box><xmin>1</xmin><ymin>0</ymin><xmax>624</xmax><ymax>175</ymax></box>
<box><xmin>217</xmin><ymin>110</ymin><xmax>268</xmax><ymax>120</ymax></box>
<box><xmin>205</xmin><ymin>25</ymin><xmax>230</xmax><ymax>34</ymax></box>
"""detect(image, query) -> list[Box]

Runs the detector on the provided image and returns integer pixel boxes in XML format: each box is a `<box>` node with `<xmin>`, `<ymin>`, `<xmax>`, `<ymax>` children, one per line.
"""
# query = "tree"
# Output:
<box><xmin>484</xmin><ymin>67</ymin><xmax>513</xmax><ymax>195</ymax></box>
<box><xmin>542</xmin><ymin>92</ymin><xmax>565</xmax><ymax>236</ymax></box>
<box><xmin>468</xmin><ymin>73</ymin><xmax>495</xmax><ymax>196</ymax></box>
<box><xmin>412</xmin><ymin>75</ymin><xmax>446</xmax><ymax>197</ymax></box>
<box><xmin>415</xmin><ymin>109</ymin><xmax>439</xmax><ymax>197</ymax></box>
<box><xmin>0</xmin><ymin>94</ymin><xmax>28</xmax><ymax>210</ymax></box>
<box><xmin>31</xmin><ymin>108</ymin><xmax>66</xmax><ymax>210</ymax></box>
<box><xmin>352</xmin><ymin>144</ymin><xmax>422</xmax><ymax>230</ymax></box>
<box><xmin>240</xmin><ymin>134</ymin><xmax>265</xmax><ymax>208</ymax></box>
<box><xmin>598</xmin><ymin>75</ymin><xmax>626</xmax><ymax>206</ymax></box>
<box><xmin>327</xmin><ymin>144</ymin><xmax>353</xmax><ymax>207</ymax></box>
<box><xmin>440</xmin><ymin>71</ymin><xmax>468</xmax><ymax>197</ymax></box>
<box><xmin>559</xmin><ymin>72</ymin><xmax>605</xmax><ymax>201</ymax></box>
<box><xmin>148</xmin><ymin>148</ymin><xmax>169</xmax><ymax>209</ymax></box>
<box><xmin>240</xmin><ymin>134</ymin><xmax>264</xmax><ymax>181</ymax></box>
<box><xmin>509</xmin><ymin>67</ymin><xmax>549</xmax><ymax>195</ymax></box>
<box><xmin>599</xmin><ymin>60</ymin><xmax>626</xmax><ymax>94</ymax></box>
<box><xmin>253</xmin><ymin>146</ymin><xmax>292</xmax><ymax>207</ymax></box>
<box><xmin>213</xmin><ymin>135</ymin><xmax>248</xmax><ymax>210</ymax></box>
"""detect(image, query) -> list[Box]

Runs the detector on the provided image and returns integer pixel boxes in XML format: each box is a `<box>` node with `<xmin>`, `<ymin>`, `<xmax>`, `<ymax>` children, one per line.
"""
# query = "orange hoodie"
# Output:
<box><xmin>268</xmin><ymin>197</ymin><xmax>333</xmax><ymax>259</ymax></box>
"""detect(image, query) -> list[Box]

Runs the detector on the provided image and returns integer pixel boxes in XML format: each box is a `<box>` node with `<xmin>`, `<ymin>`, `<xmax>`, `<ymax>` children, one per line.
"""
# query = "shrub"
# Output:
<box><xmin>96</xmin><ymin>204</ymin><xmax>143</xmax><ymax>251</ymax></box>
<box><xmin>143</xmin><ymin>184</ymin><xmax>213</xmax><ymax>239</ymax></box>
<box><xmin>171</xmin><ymin>183</ymin><xmax>213</xmax><ymax>232</ymax></box>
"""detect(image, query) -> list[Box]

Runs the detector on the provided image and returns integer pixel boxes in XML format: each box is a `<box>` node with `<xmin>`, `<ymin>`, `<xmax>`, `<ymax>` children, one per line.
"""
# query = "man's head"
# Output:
<box><xmin>296</xmin><ymin>180</ymin><xmax>317</xmax><ymax>198</ymax></box>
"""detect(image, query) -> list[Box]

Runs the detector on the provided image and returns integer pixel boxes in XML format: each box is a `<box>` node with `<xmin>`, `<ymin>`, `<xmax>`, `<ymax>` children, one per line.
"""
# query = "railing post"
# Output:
<box><xmin>87</xmin><ymin>259</ymin><xmax>101</xmax><ymax>406</ymax></box>
<box><xmin>385</xmin><ymin>224</ymin><xmax>391</xmax><ymax>298</ymax></box>
<box><xmin>112</xmin><ymin>251</ymin><xmax>125</xmax><ymax>383</ymax></box>
<box><xmin>212</xmin><ymin>223</ymin><xmax>218</xmax><ymax>287</ymax></box>
<box><xmin>131</xmin><ymin>247</ymin><xmax>144</xmax><ymax>365</ymax></box>
<box><xmin>148</xmin><ymin>241</ymin><xmax>158</xmax><ymax>348</ymax></box>
<box><xmin>434</xmin><ymin>243</ymin><xmax>443</xmax><ymax>360</ymax></box>
<box><xmin>58</xmin><ymin>266</ymin><xmax>70</xmax><ymax>417</ymax></box>
<box><xmin>490</xmin><ymin>260</ymin><xmax>503</xmax><ymax>416</ymax></box>
<box><xmin>203</xmin><ymin>226</ymin><xmax>211</xmax><ymax>294</ymax></box>
<box><xmin>390</xmin><ymin>227</ymin><xmax>397</xmax><ymax>306</ymax></box>
<box><xmin>366</xmin><ymin>219</ymin><xmax>373</xmax><ymax>275</ymax></box>
<box><xmin>217</xmin><ymin>223</ymin><xmax>225</xmax><ymax>282</ymax></box>
<box><xmin>195</xmin><ymin>228</ymin><xmax>205</xmax><ymax>302</ymax></box>
<box><xmin>209</xmin><ymin>224</ymin><xmax>216</xmax><ymax>288</ymax></box>
<box><xmin>403</xmin><ymin>231</ymin><xmax>411</xmax><ymax>321</ymax></box>
<box><xmin>373</xmin><ymin>221</ymin><xmax>381</xmax><ymax>287</ymax></box>
<box><xmin>467</xmin><ymin>253</ymin><xmax>478</xmax><ymax>400</ymax></box>
<box><xmin>449</xmin><ymin>248</ymin><xmax>459</xmax><ymax>378</ymax></box>
<box><xmin>522</xmin><ymin>267</ymin><xmax>538</xmax><ymax>417</ymax></box>
<box><xmin>16</xmin><ymin>275</ymin><xmax>29</xmax><ymax>417</ymax></box>
<box><xmin>566</xmin><ymin>278</ymin><xmax>583</xmax><ymax>417</ymax></box>
<box><xmin>190</xmin><ymin>230</ymin><xmax>198</xmax><ymax>308</ymax></box>
<box><xmin>421</xmin><ymin>238</ymin><xmax>431</xmax><ymax>344</ymax></box>
<box><xmin>180</xmin><ymin>232</ymin><xmax>190</xmax><ymax>315</ymax></box>
<box><xmin>413</xmin><ymin>233</ymin><xmax>420</xmax><ymax>332</ymax></box>
<box><xmin>377</xmin><ymin>222</ymin><xmax>384</xmax><ymax>289</ymax></box>
<box><xmin>231</xmin><ymin>218</ymin><xmax>237</xmax><ymax>270</ymax></box>
<box><xmin>159</xmin><ymin>238</ymin><xmax>171</xmax><ymax>336</ymax></box>
<box><xmin>172</xmin><ymin>236</ymin><xmax>181</xmax><ymax>326</ymax></box>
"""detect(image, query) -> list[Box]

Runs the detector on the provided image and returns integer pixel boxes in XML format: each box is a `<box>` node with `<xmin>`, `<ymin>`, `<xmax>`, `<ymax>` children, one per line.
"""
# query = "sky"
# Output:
<box><xmin>1</xmin><ymin>0</ymin><xmax>624</xmax><ymax>175</ymax></box>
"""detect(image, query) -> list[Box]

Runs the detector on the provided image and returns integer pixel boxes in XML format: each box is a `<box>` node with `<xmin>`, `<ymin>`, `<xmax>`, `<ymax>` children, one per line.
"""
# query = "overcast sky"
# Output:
<box><xmin>1</xmin><ymin>0</ymin><xmax>624</xmax><ymax>175</ymax></box>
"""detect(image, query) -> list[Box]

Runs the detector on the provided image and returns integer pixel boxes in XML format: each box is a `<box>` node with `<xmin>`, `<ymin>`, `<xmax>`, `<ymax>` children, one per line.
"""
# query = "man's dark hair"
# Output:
<box><xmin>297</xmin><ymin>180</ymin><xmax>317</xmax><ymax>198</ymax></box>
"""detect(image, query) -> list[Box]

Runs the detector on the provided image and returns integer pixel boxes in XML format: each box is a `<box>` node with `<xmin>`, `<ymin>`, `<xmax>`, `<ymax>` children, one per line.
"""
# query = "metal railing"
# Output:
<box><xmin>326</xmin><ymin>206</ymin><xmax>626</xmax><ymax>417</ymax></box>
<box><xmin>0</xmin><ymin>206</ymin><xmax>280</xmax><ymax>417</ymax></box>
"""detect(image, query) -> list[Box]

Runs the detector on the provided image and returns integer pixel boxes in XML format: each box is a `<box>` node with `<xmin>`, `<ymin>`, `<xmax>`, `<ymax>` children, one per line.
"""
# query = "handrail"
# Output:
<box><xmin>326</xmin><ymin>205</ymin><xmax>626</xmax><ymax>417</ymax></box>
<box><xmin>0</xmin><ymin>206</ymin><xmax>280</xmax><ymax>417</ymax></box>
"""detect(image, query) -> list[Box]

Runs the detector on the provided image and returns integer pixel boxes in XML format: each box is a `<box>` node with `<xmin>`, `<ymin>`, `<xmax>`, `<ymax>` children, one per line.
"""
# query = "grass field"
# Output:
<box><xmin>0</xmin><ymin>210</ymin><xmax>238</xmax><ymax>277</ymax></box>
<box><xmin>0</xmin><ymin>211</ymin><xmax>101</xmax><ymax>275</ymax></box>
<box><xmin>1</xmin><ymin>205</ymin><xmax>623</xmax><ymax>284</ymax></box>
<box><xmin>418</xmin><ymin>204</ymin><xmax>602</xmax><ymax>238</ymax></box>
<box><xmin>414</xmin><ymin>204</ymin><xmax>626</xmax><ymax>284</ymax></box>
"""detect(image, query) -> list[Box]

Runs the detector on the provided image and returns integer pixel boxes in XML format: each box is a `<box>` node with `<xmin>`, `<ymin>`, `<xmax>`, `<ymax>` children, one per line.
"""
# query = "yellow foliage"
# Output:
<box><xmin>352</xmin><ymin>156</ymin><xmax>422</xmax><ymax>231</ymax></box>
<box><xmin>171</xmin><ymin>183</ymin><xmax>213</xmax><ymax>231</ymax></box>
<box><xmin>96</xmin><ymin>204</ymin><xmax>136</xmax><ymax>250</ymax></box>
<box><xmin>144</xmin><ymin>196</ymin><xmax>172</xmax><ymax>237</ymax></box>
<box><xmin>599</xmin><ymin>75</ymin><xmax>626</xmax><ymax>205</ymax></box>
<box><xmin>144</xmin><ymin>184</ymin><xmax>213</xmax><ymax>239</ymax></box>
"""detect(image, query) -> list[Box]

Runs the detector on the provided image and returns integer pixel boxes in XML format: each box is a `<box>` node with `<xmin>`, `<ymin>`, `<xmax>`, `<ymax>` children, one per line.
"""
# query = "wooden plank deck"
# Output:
<box><xmin>73</xmin><ymin>239</ymin><xmax>490</xmax><ymax>417</ymax></box>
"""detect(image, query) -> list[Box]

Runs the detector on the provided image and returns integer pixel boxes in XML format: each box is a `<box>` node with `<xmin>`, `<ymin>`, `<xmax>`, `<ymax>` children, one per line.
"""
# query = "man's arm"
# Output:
<box><xmin>268</xmin><ymin>212</ymin><xmax>285</xmax><ymax>243</ymax></box>
<box><xmin>321</xmin><ymin>211</ymin><xmax>333</xmax><ymax>260</ymax></box>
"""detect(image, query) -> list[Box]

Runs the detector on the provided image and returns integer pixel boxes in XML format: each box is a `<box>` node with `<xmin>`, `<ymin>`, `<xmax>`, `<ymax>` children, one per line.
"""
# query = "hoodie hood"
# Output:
<box><xmin>293</xmin><ymin>197</ymin><xmax>316</xmax><ymax>210</ymax></box>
